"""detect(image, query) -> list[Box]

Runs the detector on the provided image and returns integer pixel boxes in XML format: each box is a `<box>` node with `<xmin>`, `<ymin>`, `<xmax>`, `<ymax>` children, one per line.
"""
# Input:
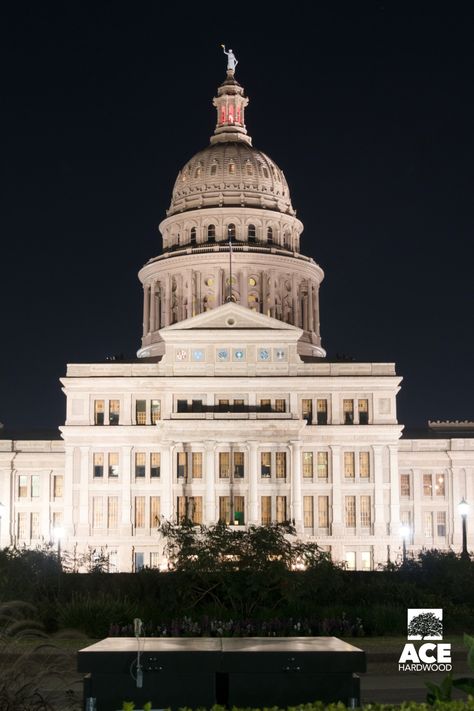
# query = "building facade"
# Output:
<box><xmin>1</xmin><ymin>66</ymin><xmax>473</xmax><ymax>571</ymax></box>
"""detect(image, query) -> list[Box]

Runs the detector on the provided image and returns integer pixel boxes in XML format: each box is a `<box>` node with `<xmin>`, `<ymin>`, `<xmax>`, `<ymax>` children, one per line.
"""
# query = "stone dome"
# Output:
<box><xmin>167</xmin><ymin>142</ymin><xmax>295</xmax><ymax>217</ymax></box>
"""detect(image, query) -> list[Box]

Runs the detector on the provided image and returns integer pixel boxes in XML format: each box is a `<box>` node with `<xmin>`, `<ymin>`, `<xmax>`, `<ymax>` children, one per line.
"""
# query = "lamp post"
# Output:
<box><xmin>0</xmin><ymin>502</ymin><xmax>5</xmax><ymax>549</ymax></box>
<box><xmin>458</xmin><ymin>498</ymin><xmax>469</xmax><ymax>561</ymax></box>
<box><xmin>400</xmin><ymin>524</ymin><xmax>410</xmax><ymax>564</ymax></box>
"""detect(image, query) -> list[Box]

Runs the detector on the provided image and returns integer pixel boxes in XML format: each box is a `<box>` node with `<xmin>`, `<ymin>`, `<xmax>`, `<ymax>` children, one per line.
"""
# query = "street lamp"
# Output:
<box><xmin>0</xmin><ymin>502</ymin><xmax>5</xmax><ymax>549</ymax></box>
<box><xmin>458</xmin><ymin>498</ymin><xmax>469</xmax><ymax>560</ymax></box>
<box><xmin>400</xmin><ymin>524</ymin><xmax>410</xmax><ymax>564</ymax></box>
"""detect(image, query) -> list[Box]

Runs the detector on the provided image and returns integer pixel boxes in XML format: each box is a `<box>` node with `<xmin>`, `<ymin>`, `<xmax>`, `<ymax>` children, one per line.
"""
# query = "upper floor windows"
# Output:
<box><xmin>190</xmin><ymin>227</ymin><xmax>197</xmax><ymax>245</ymax></box>
<box><xmin>207</xmin><ymin>224</ymin><xmax>216</xmax><ymax>243</ymax></box>
<box><xmin>343</xmin><ymin>399</ymin><xmax>354</xmax><ymax>425</ymax></box>
<box><xmin>135</xmin><ymin>399</ymin><xmax>161</xmax><ymax>425</ymax></box>
<box><xmin>17</xmin><ymin>474</ymin><xmax>40</xmax><ymax>499</ymax></box>
<box><xmin>248</xmin><ymin>224</ymin><xmax>256</xmax><ymax>243</ymax></box>
<box><xmin>343</xmin><ymin>398</ymin><xmax>369</xmax><ymax>425</ymax></box>
<box><xmin>317</xmin><ymin>399</ymin><xmax>328</xmax><ymax>425</ymax></box>
<box><xmin>267</xmin><ymin>226</ymin><xmax>273</xmax><ymax>244</ymax></box>
<box><xmin>227</xmin><ymin>223</ymin><xmax>236</xmax><ymax>240</ymax></box>
<box><xmin>423</xmin><ymin>473</ymin><xmax>445</xmax><ymax>497</ymax></box>
<box><xmin>134</xmin><ymin>452</ymin><xmax>161</xmax><ymax>479</ymax></box>
<box><xmin>94</xmin><ymin>399</ymin><xmax>120</xmax><ymax>425</ymax></box>
<box><xmin>93</xmin><ymin>452</ymin><xmax>119</xmax><ymax>479</ymax></box>
<box><xmin>260</xmin><ymin>451</ymin><xmax>286</xmax><ymax>479</ymax></box>
<box><xmin>400</xmin><ymin>474</ymin><xmax>411</xmax><ymax>498</ymax></box>
<box><xmin>344</xmin><ymin>451</ymin><xmax>370</xmax><ymax>480</ymax></box>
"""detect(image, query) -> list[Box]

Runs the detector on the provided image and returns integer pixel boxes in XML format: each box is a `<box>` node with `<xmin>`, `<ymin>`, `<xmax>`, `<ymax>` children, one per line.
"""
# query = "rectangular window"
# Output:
<box><xmin>18</xmin><ymin>512</ymin><xmax>28</xmax><ymax>539</ymax></box>
<box><xmin>234</xmin><ymin>399</ymin><xmax>245</xmax><ymax>412</ymax></box>
<box><xmin>303</xmin><ymin>451</ymin><xmax>313</xmax><ymax>478</ymax></box>
<box><xmin>18</xmin><ymin>475</ymin><xmax>28</xmax><ymax>498</ymax></box>
<box><xmin>437</xmin><ymin>511</ymin><xmax>446</xmax><ymax>537</ymax></box>
<box><xmin>94</xmin><ymin>399</ymin><xmax>105</xmax><ymax>425</ymax></box>
<box><xmin>107</xmin><ymin>497</ymin><xmax>118</xmax><ymax>529</ymax></box>
<box><xmin>343</xmin><ymin>399</ymin><xmax>354</xmax><ymax>425</ymax></box>
<box><xmin>52</xmin><ymin>511</ymin><xmax>63</xmax><ymax>529</ymax></box>
<box><xmin>303</xmin><ymin>496</ymin><xmax>313</xmax><ymax>527</ymax></box>
<box><xmin>177</xmin><ymin>452</ymin><xmax>187</xmax><ymax>479</ymax></box>
<box><xmin>275</xmin><ymin>452</ymin><xmax>286</xmax><ymax>479</ymax></box>
<box><xmin>400</xmin><ymin>474</ymin><xmax>411</xmax><ymax>497</ymax></box>
<box><xmin>219</xmin><ymin>496</ymin><xmax>231</xmax><ymax>524</ymax></box>
<box><xmin>317</xmin><ymin>451</ymin><xmax>328</xmax><ymax>479</ymax></box>
<box><xmin>31</xmin><ymin>475</ymin><xmax>40</xmax><ymax>498</ymax></box>
<box><xmin>135</xmin><ymin>496</ymin><xmax>145</xmax><ymax>528</ymax></box>
<box><xmin>261</xmin><ymin>451</ymin><xmax>271</xmax><ymax>478</ymax></box>
<box><xmin>150</xmin><ymin>452</ymin><xmax>161</xmax><ymax>478</ymax></box>
<box><xmin>93</xmin><ymin>497</ymin><xmax>104</xmax><ymax>528</ymax></box>
<box><xmin>358</xmin><ymin>399</ymin><xmax>369</xmax><ymax>425</ymax></box>
<box><xmin>177</xmin><ymin>496</ymin><xmax>187</xmax><ymax>523</ymax></box>
<box><xmin>276</xmin><ymin>495</ymin><xmax>287</xmax><ymax>523</ymax></box>
<box><xmin>192</xmin><ymin>452</ymin><xmax>203</xmax><ymax>479</ymax></box>
<box><xmin>435</xmin><ymin>474</ymin><xmax>445</xmax><ymax>496</ymax></box>
<box><xmin>261</xmin><ymin>496</ymin><xmax>272</xmax><ymax>525</ymax></box>
<box><xmin>219</xmin><ymin>452</ymin><xmax>230</xmax><ymax>478</ymax></box>
<box><xmin>136</xmin><ymin>400</ymin><xmax>147</xmax><ymax>424</ymax></box>
<box><xmin>302</xmin><ymin>399</ymin><xmax>312</xmax><ymax>424</ymax></box>
<box><xmin>345</xmin><ymin>496</ymin><xmax>356</xmax><ymax>527</ymax></box>
<box><xmin>108</xmin><ymin>452</ymin><xmax>119</xmax><ymax>478</ymax></box>
<box><xmin>109</xmin><ymin>400</ymin><xmax>120</xmax><ymax>425</ymax></box>
<box><xmin>260</xmin><ymin>398</ymin><xmax>271</xmax><ymax>411</ymax></box>
<box><xmin>275</xmin><ymin>399</ymin><xmax>286</xmax><ymax>412</ymax></box>
<box><xmin>318</xmin><ymin>496</ymin><xmax>329</xmax><ymax>528</ymax></box>
<box><xmin>93</xmin><ymin>453</ymin><xmax>104</xmax><ymax>478</ymax></box>
<box><xmin>151</xmin><ymin>399</ymin><xmax>161</xmax><ymax>423</ymax></box>
<box><xmin>177</xmin><ymin>399</ymin><xmax>187</xmax><ymax>413</ymax></box>
<box><xmin>400</xmin><ymin>510</ymin><xmax>411</xmax><ymax>528</ymax></box>
<box><xmin>150</xmin><ymin>496</ymin><xmax>161</xmax><ymax>527</ymax></box>
<box><xmin>31</xmin><ymin>512</ymin><xmax>40</xmax><ymax>539</ymax></box>
<box><xmin>53</xmin><ymin>475</ymin><xmax>63</xmax><ymax>498</ymax></box>
<box><xmin>234</xmin><ymin>451</ymin><xmax>244</xmax><ymax>478</ymax></box>
<box><xmin>317</xmin><ymin>398</ymin><xmax>328</xmax><ymax>425</ymax></box>
<box><xmin>359</xmin><ymin>452</ymin><xmax>370</xmax><ymax>478</ymax></box>
<box><xmin>150</xmin><ymin>552</ymin><xmax>160</xmax><ymax>568</ymax></box>
<box><xmin>361</xmin><ymin>551</ymin><xmax>371</xmax><ymax>571</ymax></box>
<box><xmin>345</xmin><ymin>551</ymin><xmax>356</xmax><ymax>570</ymax></box>
<box><xmin>219</xmin><ymin>399</ymin><xmax>230</xmax><ymax>411</ymax></box>
<box><xmin>344</xmin><ymin>452</ymin><xmax>355</xmax><ymax>478</ymax></box>
<box><xmin>234</xmin><ymin>495</ymin><xmax>245</xmax><ymax>525</ymax></box>
<box><xmin>424</xmin><ymin>511</ymin><xmax>433</xmax><ymax>538</ymax></box>
<box><xmin>360</xmin><ymin>495</ymin><xmax>371</xmax><ymax>527</ymax></box>
<box><xmin>134</xmin><ymin>552</ymin><xmax>144</xmax><ymax>572</ymax></box>
<box><xmin>423</xmin><ymin>474</ymin><xmax>432</xmax><ymax>496</ymax></box>
<box><xmin>190</xmin><ymin>496</ymin><xmax>202</xmax><ymax>525</ymax></box>
<box><xmin>135</xmin><ymin>452</ymin><xmax>146</xmax><ymax>478</ymax></box>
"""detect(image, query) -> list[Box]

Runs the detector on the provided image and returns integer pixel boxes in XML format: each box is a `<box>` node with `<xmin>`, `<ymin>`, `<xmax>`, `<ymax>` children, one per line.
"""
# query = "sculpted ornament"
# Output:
<box><xmin>221</xmin><ymin>45</ymin><xmax>238</xmax><ymax>72</ymax></box>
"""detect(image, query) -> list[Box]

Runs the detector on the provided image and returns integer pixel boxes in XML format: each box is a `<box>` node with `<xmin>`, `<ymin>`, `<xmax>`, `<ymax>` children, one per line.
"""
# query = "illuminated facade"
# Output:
<box><xmin>0</xmin><ymin>67</ymin><xmax>473</xmax><ymax>571</ymax></box>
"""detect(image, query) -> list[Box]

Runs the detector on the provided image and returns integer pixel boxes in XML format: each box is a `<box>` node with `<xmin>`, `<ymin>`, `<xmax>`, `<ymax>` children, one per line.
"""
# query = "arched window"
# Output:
<box><xmin>207</xmin><ymin>224</ymin><xmax>216</xmax><ymax>243</ymax></box>
<box><xmin>190</xmin><ymin>227</ymin><xmax>196</xmax><ymax>245</ymax></box>
<box><xmin>195</xmin><ymin>166</ymin><xmax>202</xmax><ymax>178</ymax></box>
<box><xmin>267</xmin><ymin>227</ymin><xmax>273</xmax><ymax>244</ymax></box>
<box><xmin>229</xmin><ymin>162</ymin><xmax>235</xmax><ymax>174</ymax></box>
<box><xmin>284</xmin><ymin>233</ymin><xmax>291</xmax><ymax>249</ymax></box>
<box><xmin>263</xmin><ymin>167</ymin><xmax>269</xmax><ymax>179</ymax></box>
<box><xmin>210</xmin><ymin>163</ymin><xmax>218</xmax><ymax>176</ymax></box>
<box><xmin>246</xmin><ymin>162</ymin><xmax>253</xmax><ymax>176</ymax></box>
<box><xmin>248</xmin><ymin>224</ymin><xmax>256</xmax><ymax>243</ymax></box>
<box><xmin>227</xmin><ymin>224</ymin><xmax>236</xmax><ymax>241</ymax></box>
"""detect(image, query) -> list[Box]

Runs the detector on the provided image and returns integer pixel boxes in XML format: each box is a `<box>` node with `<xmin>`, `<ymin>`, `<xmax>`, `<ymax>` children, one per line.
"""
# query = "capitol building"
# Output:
<box><xmin>1</xmin><ymin>62</ymin><xmax>473</xmax><ymax>571</ymax></box>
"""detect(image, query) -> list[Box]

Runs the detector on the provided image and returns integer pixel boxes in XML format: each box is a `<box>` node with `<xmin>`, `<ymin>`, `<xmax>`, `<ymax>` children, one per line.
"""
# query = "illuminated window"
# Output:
<box><xmin>228</xmin><ymin>161</ymin><xmax>235</xmax><ymax>173</ymax></box>
<box><xmin>435</xmin><ymin>474</ymin><xmax>445</xmax><ymax>496</ymax></box>
<box><xmin>227</xmin><ymin>223</ymin><xmax>236</xmax><ymax>240</ymax></box>
<box><xmin>93</xmin><ymin>453</ymin><xmax>104</xmax><ymax>478</ymax></box>
<box><xmin>246</xmin><ymin>162</ymin><xmax>253</xmax><ymax>176</ymax></box>
<box><xmin>234</xmin><ymin>451</ymin><xmax>244</xmax><ymax>478</ymax></box>
<box><xmin>135</xmin><ymin>497</ymin><xmax>145</xmax><ymax>529</ymax></box>
<box><xmin>228</xmin><ymin>104</ymin><xmax>235</xmax><ymax>123</ymax></box>
<box><xmin>210</xmin><ymin>163</ymin><xmax>218</xmax><ymax>176</ymax></box>
<box><xmin>31</xmin><ymin>475</ymin><xmax>40</xmax><ymax>498</ymax></box>
<box><xmin>151</xmin><ymin>400</ymin><xmax>161</xmax><ymax>423</ymax></box>
<box><xmin>192</xmin><ymin>452</ymin><xmax>202</xmax><ymax>478</ymax></box>
<box><xmin>150</xmin><ymin>552</ymin><xmax>160</xmax><ymax>568</ymax></box>
<box><xmin>424</xmin><ymin>511</ymin><xmax>433</xmax><ymax>538</ymax></box>
<box><xmin>318</xmin><ymin>496</ymin><xmax>329</xmax><ymax>527</ymax></box>
<box><xmin>303</xmin><ymin>451</ymin><xmax>313</xmax><ymax>478</ymax></box>
<box><xmin>437</xmin><ymin>511</ymin><xmax>446</xmax><ymax>537</ymax></box>
<box><xmin>53</xmin><ymin>475</ymin><xmax>63</xmax><ymax>498</ymax></box>
<box><xmin>236</xmin><ymin>106</ymin><xmax>242</xmax><ymax>123</ymax></box>
<box><xmin>276</xmin><ymin>452</ymin><xmax>286</xmax><ymax>479</ymax></box>
<box><xmin>234</xmin><ymin>496</ymin><xmax>245</xmax><ymax>525</ymax></box>
<box><xmin>177</xmin><ymin>452</ymin><xmax>187</xmax><ymax>480</ymax></box>
<box><xmin>267</xmin><ymin>226</ymin><xmax>273</xmax><ymax>243</ymax></box>
<box><xmin>423</xmin><ymin>474</ymin><xmax>432</xmax><ymax>496</ymax></box>
<box><xmin>359</xmin><ymin>452</ymin><xmax>370</xmax><ymax>478</ymax></box>
<box><xmin>93</xmin><ymin>497</ymin><xmax>104</xmax><ymax>528</ymax></box>
<box><xmin>219</xmin><ymin>496</ymin><xmax>231</xmax><ymax>524</ymax></box>
<box><xmin>220</xmin><ymin>106</ymin><xmax>226</xmax><ymax>123</ymax></box>
<box><xmin>260</xmin><ymin>398</ymin><xmax>271</xmax><ymax>411</ymax></box>
<box><xmin>190</xmin><ymin>496</ymin><xmax>202</xmax><ymax>525</ymax></box>
<box><xmin>151</xmin><ymin>453</ymin><xmax>160</xmax><ymax>478</ymax></box>
<box><xmin>317</xmin><ymin>452</ymin><xmax>328</xmax><ymax>478</ymax></box>
<box><xmin>207</xmin><ymin>224</ymin><xmax>216</xmax><ymax>242</ymax></box>
<box><xmin>276</xmin><ymin>495</ymin><xmax>287</xmax><ymax>523</ymax></box>
<box><xmin>317</xmin><ymin>399</ymin><xmax>328</xmax><ymax>425</ymax></box>
<box><xmin>275</xmin><ymin>399</ymin><xmax>286</xmax><ymax>412</ymax></box>
<box><xmin>361</xmin><ymin>551</ymin><xmax>371</xmax><ymax>571</ymax></box>
<box><xmin>358</xmin><ymin>399</ymin><xmax>369</xmax><ymax>424</ymax></box>
<box><xmin>345</xmin><ymin>552</ymin><xmax>356</xmax><ymax>570</ymax></box>
<box><xmin>261</xmin><ymin>496</ymin><xmax>272</xmax><ymax>525</ymax></box>
<box><xmin>360</xmin><ymin>496</ymin><xmax>371</xmax><ymax>527</ymax></box>
<box><xmin>343</xmin><ymin>399</ymin><xmax>354</xmax><ymax>425</ymax></box>
<box><xmin>345</xmin><ymin>496</ymin><xmax>356</xmax><ymax>527</ymax></box>
<box><xmin>136</xmin><ymin>400</ymin><xmax>146</xmax><ymax>424</ymax></box>
<box><xmin>94</xmin><ymin>400</ymin><xmax>105</xmax><ymax>425</ymax></box>
<box><xmin>344</xmin><ymin>452</ymin><xmax>355</xmax><ymax>478</ymax></box>
<box><xmin>248</xmin><ymin>224</ymin><xmax>256</xmax><ymax>242</ymax></box>
<box><xmin>194</xmin><ymin>166</ymin><xmax>201</xmax><ymax>178</ymax></box>
<box><xmin>248</xmin><ymin>276</ymin><xmax>257</xmax><ymax>286</ymax></box>
<box><xmin>302</xmin><ymin>399</ymin><xmax>312</xmax><ymax>424</ymax></box>
<box><xmin>18</xmin><ymin>512</ymin><xmax>28</xmax><ymax>539</ymax></box>
<box><xmin>400</xmin><ymin>474</ymin><xmax>410</xmax><ymax>497</ymax></box>
<box><xmin>150</xmin><ymin>496</ymin><xmax>161</xmax><ymax>527</ymax></box>
<box><xmin>31</xmin><ymin>512</ymin><xmax>40</xmax><ymax>539</ymax></box>
<box><xmin>234</xmin><ymin>399</ymin><xmax>245</xmax><ymax>412</ymax></box>
<box><xmin>190</xmin><ymin>227</ymin><xmax>197</xmax><ymax>245</ymax></box>
<box><xmin>219</xmin><ymin>452</ymin><xmax>230</xmax><ymax>478</ymax></box>
<box><xmin>108</xmin><ymin>497</ymin><xmax>118</xmax><ymax>529</ymax></box>
<box><xmin>109</xmin><ymin>400</ymin><xmax>120</xmax><ymax>425</ymax></box>
<box><xmin>304</xmin><ymin>496</ymin><xmax>313</xmax><ymax>527</ymax></box>
<box><xmin>248</xmin><ymin>293</ymin><xmax>259</xmax><ymax>310</ymax></box>
<box><xmin>177</xmin><ymin>496</ymin><xmax>187</xmax><ymax>523</ymax></box>
<box><xmin>108</xmin><ymin>452</ymin><xmax>119</xmax><ymax>478</ymax></box>
<box><xmin>261</xmin><ymin>452</ymin><xmax>271</xmax><ymax>478</ymax></box>
<box><xmin>219</xmin><ymin>399</ymin><xmax>230</xmax><ymax>411</ymax></box>
<box><xmin>135</xmin><ymin>452</ymin><xmax>146</xmax><ymax>478</ymax></box>
<box><xmin>52</xmin><ymin>512</ymin><xmax>62</xmax><ymax>530</ymax></box>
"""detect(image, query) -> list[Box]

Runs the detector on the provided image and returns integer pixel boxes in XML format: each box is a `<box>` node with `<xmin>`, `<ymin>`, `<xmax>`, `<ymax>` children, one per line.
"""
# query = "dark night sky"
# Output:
<box><xmin>1</xmin><ymin>2</ymin><xmax>473</xmax><ymax>432</ymax></box>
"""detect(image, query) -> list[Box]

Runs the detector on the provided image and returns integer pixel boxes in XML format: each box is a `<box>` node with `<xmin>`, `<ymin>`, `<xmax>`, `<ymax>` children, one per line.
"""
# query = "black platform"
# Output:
<box><xmin>78</xmin><ymin>636</ymin><xmax>366</xmax><ymax>710</ymax></box>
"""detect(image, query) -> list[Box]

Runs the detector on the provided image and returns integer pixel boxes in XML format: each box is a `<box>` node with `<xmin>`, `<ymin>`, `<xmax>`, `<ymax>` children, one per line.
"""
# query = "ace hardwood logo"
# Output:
<box><xmin>398</xmin><ymin>609</ymin><xmax>452</xmax><ymax>671</ymax></box>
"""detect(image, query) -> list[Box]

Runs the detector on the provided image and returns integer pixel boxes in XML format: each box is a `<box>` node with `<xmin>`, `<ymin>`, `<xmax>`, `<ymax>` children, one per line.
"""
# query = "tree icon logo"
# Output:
<box><xmin>407</xmin><ymin>608</ymin><xmax>443</xmax><ymax>640</ymax></box>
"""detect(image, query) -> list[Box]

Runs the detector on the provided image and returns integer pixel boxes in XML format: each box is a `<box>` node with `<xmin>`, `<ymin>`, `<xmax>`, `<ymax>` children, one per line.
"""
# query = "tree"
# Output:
<box><xmin>408</xmin><ymin>612</ymin><xmax>443</xmax><ymax>638</ymax></box>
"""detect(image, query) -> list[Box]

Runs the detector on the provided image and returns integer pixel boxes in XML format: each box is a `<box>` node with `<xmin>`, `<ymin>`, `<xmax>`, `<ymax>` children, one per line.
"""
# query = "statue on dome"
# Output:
<box><xmin>221</xmin><ymin>45</ymin><xmax>238</xmax><ymax>72</ymax></box>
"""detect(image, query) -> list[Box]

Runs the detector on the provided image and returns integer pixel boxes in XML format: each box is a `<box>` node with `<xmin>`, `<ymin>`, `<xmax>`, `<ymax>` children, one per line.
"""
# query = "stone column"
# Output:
<box><xmin>291</xmin><ymin>275</ymin><xmax>299</xmax><ymax>327</ymax></box>
<box><xmin>120</xmin><ymin>446</ymin><xmax>133</xmax><ymax>535</ymax></box>
<box><xmin>78</xmin><ymin>446</ymin><xmax>90</xmax><ymax>537</ymax></box>
<box><xmin>313</xmin><ymin>284</ymin><xmax>320</xmax><ymax>337</ymax></box>
<box><xmin>205</xmin><ymin>441</ymin><xmax>216</xmax><ymax>523</ymax></box>
<box><xmin>248</xmin><ymin>440</ymin><xmax>259</xmax><ymax>524</ymax></box>
<box><xmin>63</xmin><ymin>447</ymin><xmax>74</xmax><ymax>538</ymax></box>
<box><xmin>143</xmin><ymin>284</ymin><xmax>150</xmax><ymax>336</ymax></box>
<box><xmin>290</xmin><ymin>440</ymin><xmax>303</xmax><ymax>532</ymax></box>
<box><xmin>302</xmin><ymin>291</ymin><xmax>308</xmax><ymax>331</ymax></box>
<box><xmin>187</xmin><ymin>270</ymin><xmax>193</xmax><ymax>318</ymax></box>
<box><xmin>372</xmin><ymin>445</ymin><xmax>386</xmax><ymax>537</ymax></box>
<box><xmin>150</xmin><ymin>280</ymin><xmax>156</xmax><ymax>332</ymax></box>
<box><xmin>308</xmin><ymin>284</ymin><xmax>314</xmax><ymax>332</ymax></box>
<box><xmin>330</xmin><ymin>445</ymin><xmax>343</xmax><ymax>533</ymax></box>
<box><xmin>388</xmin><ymin>445</ymin><xmax>400</xmax><ymax>537</ymax></box>
<box><xmin>269</xmin><ymin>270</ymin><xmax>275</xmax><ymax>317</ymax></box>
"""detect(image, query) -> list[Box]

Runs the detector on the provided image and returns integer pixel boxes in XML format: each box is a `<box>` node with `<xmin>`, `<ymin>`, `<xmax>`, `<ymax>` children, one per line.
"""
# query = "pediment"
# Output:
<box><xmin>163</xmin><ymin>302</ymin><xmax>301</xmax><ymax>333</ymax></box>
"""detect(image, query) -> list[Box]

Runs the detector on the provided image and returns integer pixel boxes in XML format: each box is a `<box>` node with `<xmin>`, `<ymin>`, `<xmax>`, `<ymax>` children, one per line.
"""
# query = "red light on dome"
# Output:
<box><xmin>228</xmin><ymin>104</ymin><xmax>234</xmax><ymax>123</ymax></box>
<box><xmin>220</xmin><ymin>106</ymin><xmax>226</xmax><ymax>123</ymax></box>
